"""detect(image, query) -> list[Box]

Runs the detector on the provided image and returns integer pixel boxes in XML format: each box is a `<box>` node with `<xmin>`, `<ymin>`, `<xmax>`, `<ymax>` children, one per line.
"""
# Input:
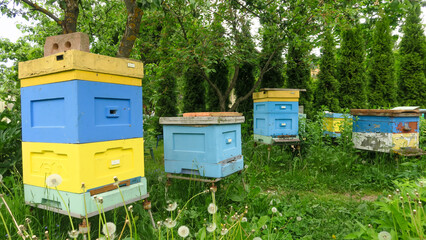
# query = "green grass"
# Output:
<box><xmin>0</xmin><ymin>116</ymin><xmax>424</xmax><ymax>239</ymax></box>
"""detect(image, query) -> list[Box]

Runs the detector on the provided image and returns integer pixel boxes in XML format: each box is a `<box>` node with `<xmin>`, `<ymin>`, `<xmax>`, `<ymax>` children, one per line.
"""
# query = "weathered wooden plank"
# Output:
<box><xmin>159</xmin><ymin>116</ymin><xmax>245</xmax><ymax>125</ymax></box>
<box><xmin>350</xmin><ymin>109</ymin><xmax>420</xmax><ymax>117</ymax></box>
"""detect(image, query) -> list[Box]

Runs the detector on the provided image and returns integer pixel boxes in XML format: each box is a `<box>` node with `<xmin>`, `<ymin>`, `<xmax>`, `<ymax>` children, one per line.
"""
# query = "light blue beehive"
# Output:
<box><xmin>21</xmin><ymin>80</ymin><xmax>143</xmax><ymax>143</ymax></box>
<box><xmin>160</xmin><ymin>114</ymin><xmax>245</xmax><ymax>178</ymax></box>
<box><xmin>253</xmin><ymin>101</ymin><xmax>299</xmax><ymax>137</ymax></box>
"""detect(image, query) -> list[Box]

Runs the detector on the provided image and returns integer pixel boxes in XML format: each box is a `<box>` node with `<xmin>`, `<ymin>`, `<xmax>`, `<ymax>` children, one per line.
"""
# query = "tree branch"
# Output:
<box><xmin>229</xmin><ymin>50</ymin><xmax>276</xmax><ymax>112</ymax></box>
<box><xmin>20</xmin><ymin>0</ymin><xmax>62</xmax><ymax>26</ymax></box>
<box><xmin>164</xmin><ymin>2</ymin><xmax>226</xmax><ymax>110</ymax></box>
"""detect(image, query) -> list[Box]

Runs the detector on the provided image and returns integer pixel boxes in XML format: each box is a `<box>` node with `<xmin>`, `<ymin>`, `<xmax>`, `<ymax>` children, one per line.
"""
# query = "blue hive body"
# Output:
<box><xmin>160</xmin><ymin>116</ymin><xmax>244</xmax><ymax>178</ymax></box>
<box><xmin>253</xmin><ymin>101</ymin><xmax>299</xmax><ymax>137</ymax></box>
<box><xmin>353</xmin><ymin>116</ymin><xmax>419</xmax><ymax>133</ymax></box>
<box><xmin>21</xmin><ymin>80</ymin><xmax>143</xmax><ymax>143</ymax></box>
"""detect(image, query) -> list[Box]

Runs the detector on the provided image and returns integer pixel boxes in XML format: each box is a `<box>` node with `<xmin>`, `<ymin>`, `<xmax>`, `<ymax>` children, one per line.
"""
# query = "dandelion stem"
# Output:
<box><xmin>0</xmin><ymin>210</ymin><xmax>11</xmax><ymax>240</ymax></box>
<box><xmin>175</xmin><ymin>190</ymin><xmax>208</xmax><ymax>221</ymax></box>
<box><xmin>117</xmin><ymin>215</ymin><xmax>127</xmax><ymax>240</ymax></box>
<box><xmin>0</xmin><ymin>195</ymin><xmax>25</xmax><ymax>239</ymax></box>
<box><xmin>1</xmin><ymin>182</ymin><xmax>13</xmax><ymax>196</ymax></box>
<box><xmin>82</xmin><ymin>192</ymin><xmax>91</xmax><ymax>240</ymax></box>
<box><xmin>55</xmin><ymin>187</ymin><xmax>74</xmax><ymax>231</ymax></box>
<box><xmin>99</xmin><ymin>204</ymin><xmax>111</xmax><ymax>240</ymax></box>
<box><xmin>116</xmin><ymin>185</ymin><xmax>132</xmax><ymax>239</ymax></box>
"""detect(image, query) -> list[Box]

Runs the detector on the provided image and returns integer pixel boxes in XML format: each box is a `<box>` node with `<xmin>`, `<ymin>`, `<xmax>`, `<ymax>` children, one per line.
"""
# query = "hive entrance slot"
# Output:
<box><xmin>181</xmin><ymin>169</ymin><xmax>200</xmax><ymax>176</ymax></box>
<box><xmin>41</xmin><ymin>198</ymin><xmax>61</xmax><ymax>209</ymax></box>
<box><xmin>56</xmin><ymin>55</ymin><xmax>64</xmax><ymax>61</ymax></box>
<box><xmin>110</xmin><ymin>109</ymin><xmax>117</xmax><ymax>115</ymax></box>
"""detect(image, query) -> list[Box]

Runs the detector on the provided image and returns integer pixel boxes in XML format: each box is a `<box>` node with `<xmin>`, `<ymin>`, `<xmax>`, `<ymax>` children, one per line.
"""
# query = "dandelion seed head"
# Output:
<box><xmin>220</xmin><ymin>228</ymin><xmax>228</xmax><ymax>235</ymax></box>
<box><xmin>178</xmin><ymin>225</ymin><xmax>190</xmax><ymax>238</ymax></box>
<box><xmin>378</xmin><ymin>231</ymin><xmax>391</xmax><ymax>240</ymax></box>
<box><xmin>207</xmin><ymin>203</ymin><xmax>218</xmax><ymax>214</ymax></box>
<box><xmin>271</xmin><ymin>207</ymin><xmax>278</xmax><ymax>213</ymax></box>
<box><xmin>262</xmin><ymin>225</ymin><xmax>267</xmax><ymax>230</ymax></box>
<box><xmin>241</xmin><ymin>217</ymin><xmax>247</xmax><ymax>222</ymax></box>
<box><xmin>102</xmin><ymin>222</ymin><xmax>116</xmax><ymax>236</ymax></box>
<box><xmin>68</xmin><ymin>230</ymin><xmax>79</xmax><ymax>239</ymax></box>
<box><xmin>46</xmin><ymin>174</ymin><xmax>62</xmax><ymax>188</ymax></box>
<box><xmin>164</xmin><ymin>218</ymin><xmax>176</xmax><ymax>228</ymax></box>
<box><xmin>207</xmin><ymin>223</ymin><xmax>216</xmax><ymax>232</ymax></box>
<box><xmin>166</xmin><ymin>201</ymin><xmax>177</xmax><ymax>211</ymax></box>
<box><xmin>296</xmin><ymin>216</ymin><xmax>302</xmax><ymax>221</ymax></box>
<box><xmin>253</xmin><ymin>237</ymin><xmax>262</xmax><ymax>240</ymax></box>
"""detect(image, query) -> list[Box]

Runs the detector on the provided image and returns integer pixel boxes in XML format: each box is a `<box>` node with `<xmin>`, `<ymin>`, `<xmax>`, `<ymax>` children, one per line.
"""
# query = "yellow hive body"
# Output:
<box><xmin>20</xmin><ymin>70</ymin><xmax>142</xmax><ymax>87</ymax></box>
<box><xmin>23</xmin><ymin>138</ymin><xmax>144</xmax><ymax>193</ymax></box>
<box><xmin>19</xmin><ymin>49</ymin><xmax>144</xmax><ymax>80</ymax></box>
<box><xmin>324</xmin><ymin>118</ymin><xmax>349</xmax><ymax>132</ymax></box>
<box><xmin>392</xmin><ymin>133</ymin><xmax>419</xmax><ymax>150</ymax></box>
<box><xmin>253</xmin><ymin>89</ymin><xmax>300</xmax><ymax>103</ymax></box>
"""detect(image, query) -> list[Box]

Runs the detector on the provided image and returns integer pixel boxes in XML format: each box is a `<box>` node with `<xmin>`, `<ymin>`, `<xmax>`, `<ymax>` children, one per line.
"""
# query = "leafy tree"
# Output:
<box><xmin>368</xmin><ymin>14</ymin><xmax>397</xmax><ymax>107</ymax></box>
<box><xmin>207</xmin><ymin>19</ymin><xmax>229</xmax><ymax>111</ymax></box>
<box><xmin>182</xmin><ymin>66</ymin><xmax>206</xmax><ymax>113</ymax></box>
<box><xmin>338</xmin><ymin>25</ymin><xmax>367</xmax><ymax>109</ymax></box>
<box><xmin>1</xmin><ymin>0</ymin><xmax>160</xmax><ymax>58</ymax></box>
<box><xmin>398</xmin><ymin>3</ymin><xmax>426</xmax><ymax>107</ymax></box>
<box><xmin>259</xmin><ymin>24</ymin><xmax>284</xmax><ymax>89</ymax></box>
<box><xmin>207</xmin><ymin>59</ymin><xmax>229</xmax><ymax>111</ymax></box>
<box><xmin>313</xmin><ymin>28</ymin><xmax>340</xmax><ymax>112</ymax></box>
<box><xmin>155</xmin><ymin>73</ymin><xmax>178</xmax><ymax>118</ymax></box>
<box><xmin>286</xmin><ymin>36</ymin><xmax>313</xmax><ymax>113</ymax></box>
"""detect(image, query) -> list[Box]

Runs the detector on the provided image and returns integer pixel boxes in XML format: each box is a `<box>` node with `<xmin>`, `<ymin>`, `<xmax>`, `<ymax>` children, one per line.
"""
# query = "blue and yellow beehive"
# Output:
<box><xmin>160</xmin><ymin>112</ymin><xmax>244</xmax><ymax>178</ymax></box>
<box><xmin>351</xmin><ymin>107</ymin><xmax>421</xmax><ymax>154</ymax></box>
<box><xmin>253</xmin><ymin>88</ymin><xmax>302</xmax><ymax>144</ymax></box>
<box><xmin>20</xmin><ymin>49</ymin><xmax>147</xmax><ymax>217</ymax></box>
<box><xmin>323</xmin><ymin>112</ymin><xmax>352</xmax><ymax>137</ymax></box>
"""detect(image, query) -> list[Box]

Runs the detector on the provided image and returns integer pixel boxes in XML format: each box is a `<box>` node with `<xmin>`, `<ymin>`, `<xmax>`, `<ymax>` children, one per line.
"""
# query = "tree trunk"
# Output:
<box><xmin>62</xmin><ymin>0</ymin><xmax>79</xmax><ymax>34</ymax></box>
<box><xmin>117</xmin><ymin>0</ymin><xmax>143</xmax><ymax>58</ymax></box>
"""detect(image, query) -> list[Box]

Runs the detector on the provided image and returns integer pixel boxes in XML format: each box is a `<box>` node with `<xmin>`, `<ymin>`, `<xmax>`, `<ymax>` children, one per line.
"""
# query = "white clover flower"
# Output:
<box><xmin>220</xmin><ymin>228</ymin><xmax>228</xmax><ymax>235</ymax></box>
<box><xmin>253</xmin><ymin>237</ymin><xmax>262</xmax><ymax>240</ymax></box>
<box><xmin>207</xmin><ymin>203</ymin><xmax>218</xmax><ymax>214</ymax></box>
<box><xmin>68</xmin><ymin>230</ymin><xmax>79</xmax><ymax>239</ymax></box>
<box><xmin>378</xmin><ymin>231</ymin><xmax>392</xmax><ymax>240</ymax></box>
<box><xmin>164</xmin><ymin>218</ymin><xmax>176</xmax><ymax>228</ymax></box>
<box><xmin>207</xmin><ymin>223</ymin><xmax>216</xmax><ymax>232</ymax></box>
<box><xmin>166</xmin><ymin>201</ymin><xmax>177</xmax><ymax>211</ymax></box>
<box><xmin>271</xmin><ymin>207</ymin><xmax>278</xmax><ymax>213</ymax></box>
<box><xmin>296</xmin><ymin>216</ymin><xmax>302</xmax><ymax>221</ymax></box>
<box><xmin>46</xmin><ymin>174</ymin><xmax>62</xmax><ymax>188</ymax></box>
<box><xmin>178</xmin><ymin>225</ymin><xmax>190</xmax><ymax>238</ymax></box>
<box><xmin>241</xmin><ymin>217</ymin><xmax>247</xmax><ymax>222</ymax></box>
<box><xmin>102</xmin><ymin>222</ymin><xmax>116</xmax><ymax>237</ymax></box>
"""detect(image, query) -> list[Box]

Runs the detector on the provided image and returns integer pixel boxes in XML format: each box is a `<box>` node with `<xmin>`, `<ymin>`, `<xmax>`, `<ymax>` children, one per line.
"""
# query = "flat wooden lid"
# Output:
<box><xmin>350</xmin><ymin>109</ymin><xmax>420</xmax><ymax>117</ymax></box>
<box><xmin>183</xmin><ymin>112</ymin><xmax>242</xmax><ymax>117</ymax></box>
<box><xmin>260</xmin><ymin>88</ymin><xmax>306</xmax><ymax>91</ymax></box>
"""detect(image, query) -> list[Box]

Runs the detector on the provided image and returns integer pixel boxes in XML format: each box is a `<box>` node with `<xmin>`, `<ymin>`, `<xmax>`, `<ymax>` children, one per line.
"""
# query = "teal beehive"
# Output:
<box><xmin>160</xmin><ymin>112</ymin><xmax>245</xmax><ymax>178</ymax></box>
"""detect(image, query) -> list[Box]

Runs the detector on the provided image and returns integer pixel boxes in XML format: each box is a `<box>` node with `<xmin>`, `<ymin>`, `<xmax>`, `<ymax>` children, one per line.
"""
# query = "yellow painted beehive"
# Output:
<box><xmin>23</xmin><ymin>138</ymin><xmax>144</xmax><ymax>193</ymax></box>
